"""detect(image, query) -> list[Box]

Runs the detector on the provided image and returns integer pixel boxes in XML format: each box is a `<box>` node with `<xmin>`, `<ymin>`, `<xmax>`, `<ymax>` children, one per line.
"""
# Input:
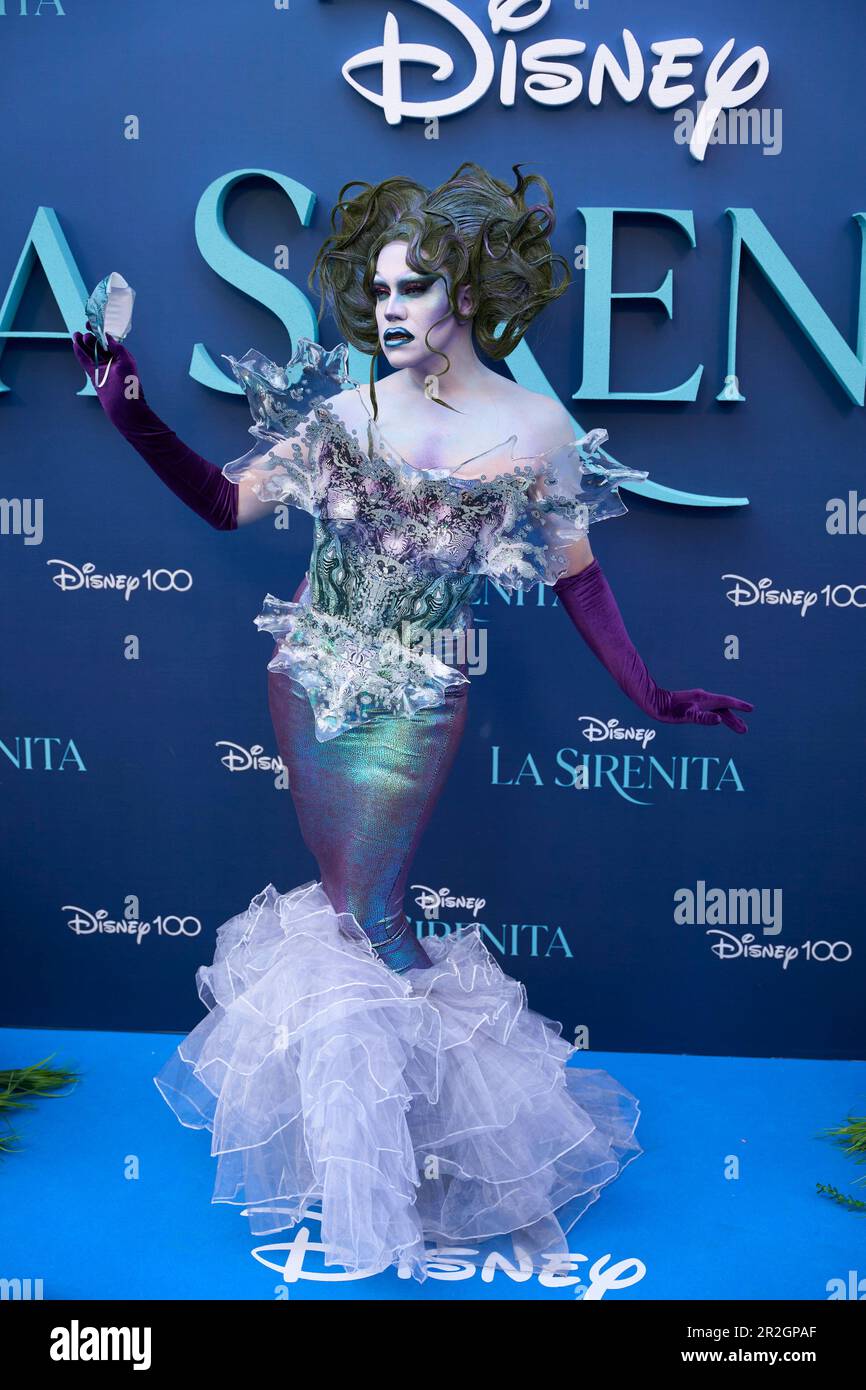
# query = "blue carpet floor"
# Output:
<box><xmin>1</xmin><ymin>1027</ymin><xmax>863</xmax><ymax>1301</ymax></box>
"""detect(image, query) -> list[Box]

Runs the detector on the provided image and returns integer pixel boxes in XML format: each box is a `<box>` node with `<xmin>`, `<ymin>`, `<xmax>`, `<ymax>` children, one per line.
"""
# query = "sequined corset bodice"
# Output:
<box><xmin>308</xmin><ymin>413</ymin><xmax>536</xmax><ymax>633</ymax></box>
<box><xmin>221</xmin><ymin>338</ymin><xmax>648</xmax><ymax>742</ymax></box>
<box><xmin>307</xmin><ymin>510</ymin><xmax>482</xmax><ymax>645</ymax></box>
<box><xmin>251</xmin><ymin>410</ymin><xmax>542</xmax><ymax>739</ymax></box>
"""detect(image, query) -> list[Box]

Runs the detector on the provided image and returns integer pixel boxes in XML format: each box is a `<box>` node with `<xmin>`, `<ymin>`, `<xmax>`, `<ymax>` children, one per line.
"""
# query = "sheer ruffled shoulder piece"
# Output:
<box><xmin>220</xmin><ymin>337</ymin><xmax>357</xmax><ymax>513</ymax></box>
<box><xmin>477</xmin><ymin>428</ymin><xmax>650</xmax><ymax>592</ymax></box>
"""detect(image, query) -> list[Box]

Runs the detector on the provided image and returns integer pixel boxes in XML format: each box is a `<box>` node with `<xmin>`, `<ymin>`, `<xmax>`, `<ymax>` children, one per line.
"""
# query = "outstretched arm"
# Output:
<box><xmin>529</xmin><ymin>401</ymin><xmax>753</xmax><ymax>733</ymax></box>
<box><xmin>553</xmin><ymin>554</ymin><xmax>754</xmax><ymax>734</ymax></box>
<box><xmin>71</xmin><ymin>329</ymin><xmax>276</xmax><ymax>528</ymax></box>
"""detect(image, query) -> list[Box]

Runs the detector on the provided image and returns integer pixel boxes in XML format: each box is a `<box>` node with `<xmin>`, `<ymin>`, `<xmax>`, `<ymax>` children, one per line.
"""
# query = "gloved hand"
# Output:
<box><xmin>554</xmin><ymin>558</ymin><xmax>754</xmax><ymax>734</ymax></box>
<box><xmin>72</xmin><ymin>325</ymin><xmax>144</xmax><ymax>426</ymax></box>
<box><xmin>71</xmin><ymin>326</ymin><xmax>238</xmax><ymax>531</ymax></box>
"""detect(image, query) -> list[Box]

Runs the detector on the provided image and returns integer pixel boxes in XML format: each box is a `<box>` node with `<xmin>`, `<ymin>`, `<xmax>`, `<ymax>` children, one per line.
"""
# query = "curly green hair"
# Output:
<box><xmin>308</xmin><ymin>161</ymin><xmax>572</xmax><ymax>417</ymax></box>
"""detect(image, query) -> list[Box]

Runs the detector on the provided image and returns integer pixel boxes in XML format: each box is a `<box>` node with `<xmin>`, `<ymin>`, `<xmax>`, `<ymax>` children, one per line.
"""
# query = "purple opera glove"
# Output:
<box><xmin>71</xmin><ymin>327</ymin><xmax>238</xmax><ymax>531</ymax></box>
<box><xmin>553</xmin><ymin>558</ymin><xmax>754</xmax><ymax>734</ymax></box>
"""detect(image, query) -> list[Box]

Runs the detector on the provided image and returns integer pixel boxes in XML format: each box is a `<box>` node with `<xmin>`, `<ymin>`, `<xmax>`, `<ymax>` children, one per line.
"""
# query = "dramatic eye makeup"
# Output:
<box><xmin>372</xmin><ymin>274</ymin><xmax>438</xmax><ymax>299</ymax></box>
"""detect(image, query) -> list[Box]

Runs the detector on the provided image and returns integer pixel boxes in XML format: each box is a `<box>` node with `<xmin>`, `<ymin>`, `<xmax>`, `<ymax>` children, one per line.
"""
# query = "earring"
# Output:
<box><xmin>424</xmin><ymin>372</ymin><xmax>463</xmax><ymax>414</ymax></box>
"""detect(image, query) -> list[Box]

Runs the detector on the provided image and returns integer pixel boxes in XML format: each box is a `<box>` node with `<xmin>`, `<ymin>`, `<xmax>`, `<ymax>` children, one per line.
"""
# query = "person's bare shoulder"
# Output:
<box><xmin>503</xmin><ymin>385</ymin><xmax>576</xmax><ymax>457</ymax></box>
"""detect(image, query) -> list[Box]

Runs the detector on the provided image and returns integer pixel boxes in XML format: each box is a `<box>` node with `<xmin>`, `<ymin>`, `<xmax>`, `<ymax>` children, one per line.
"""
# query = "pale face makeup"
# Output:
<box><xmin>371</xmin><ymin>241</ymin><xmax>472</xmax><ymax>372</ymax></box>
<box><xmin>357</xmin><ymin>239</ymin><xmax>551</xmax><ymax>475</ymax></box>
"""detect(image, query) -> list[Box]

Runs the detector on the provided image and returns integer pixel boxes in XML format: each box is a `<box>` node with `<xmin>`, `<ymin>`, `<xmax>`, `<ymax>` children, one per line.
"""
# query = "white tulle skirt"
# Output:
<box><xmin>153</xmin><ymin>880</ymin><xmax>643</xmax><ymax>1281</ymax></box>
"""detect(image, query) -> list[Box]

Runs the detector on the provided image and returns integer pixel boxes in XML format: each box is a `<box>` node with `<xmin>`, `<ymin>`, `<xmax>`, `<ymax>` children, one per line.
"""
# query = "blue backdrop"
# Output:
<box><xmin>1</xmin><ymin>0</ymin><xmax>863</xmax><ymax>1061</ymax></box>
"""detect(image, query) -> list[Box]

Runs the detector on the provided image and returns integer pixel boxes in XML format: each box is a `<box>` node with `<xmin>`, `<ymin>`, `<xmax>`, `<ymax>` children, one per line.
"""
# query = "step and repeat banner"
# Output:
<box><xmin>1</xmin><ymin>0</ymin><xmax>863</xmax><ymax>1060</ymax></box>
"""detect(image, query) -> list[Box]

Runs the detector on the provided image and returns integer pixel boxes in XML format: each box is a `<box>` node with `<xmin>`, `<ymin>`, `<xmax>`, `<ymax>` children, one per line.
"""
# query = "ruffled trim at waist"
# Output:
<box><xmin>255</xmin><ymin>594</ymin><xmax>469</xmax><ymax>742</ymax></box>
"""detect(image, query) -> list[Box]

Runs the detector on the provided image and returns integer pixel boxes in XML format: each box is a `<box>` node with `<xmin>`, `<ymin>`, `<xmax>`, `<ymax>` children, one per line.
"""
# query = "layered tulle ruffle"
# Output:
<box><xmin>153</xmin><ymin>881</ymin><xmax>642</xmax><ymax>1280</ymax></box>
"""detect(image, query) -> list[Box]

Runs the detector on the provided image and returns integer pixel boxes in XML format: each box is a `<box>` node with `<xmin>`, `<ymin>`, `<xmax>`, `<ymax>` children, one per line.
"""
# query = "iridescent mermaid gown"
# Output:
<box><xmin>153</xmin><ymin>339</ymin><xmax>648</xmax><ymax>1280</ymax></box>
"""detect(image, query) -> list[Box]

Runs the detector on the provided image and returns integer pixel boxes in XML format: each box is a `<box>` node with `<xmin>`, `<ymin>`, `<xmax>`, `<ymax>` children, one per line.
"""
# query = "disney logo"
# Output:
<box><xmin>579</xmin><ymin>717</ymin><xmax>656</xmax><ymax>749</ymax></box>
<box><xmin>411</xmin><ymin>883</ymin><xmax>486</xmax><ymax>920</ymax></box>
<box><xmin>341</xmin><ymin>4</ymin><xmax>768</xmax><ymax>163</ymax></box>
<box><xmin>47</xmin><ymin>559</ymin><xmax>192</xmax><ymax>599</ymax></box>
<box><xmin>251</xmin><ymin>1223</ymin><xmax>645</xmax><ymax>1296</ymax></box>
<box><xmin>63</xmin><ymin>907</ymin><xmax>202</xmax><ymax>942</ymax></box>
<box><xmin>722</xmin><ymin>573</ymin><xmax>817</xmax><ymax>616</ymax></box>
<box><xmin>707</xmin><ymin>931</ymin><xmax>852</xmax><ymax>967</ymax></box>
<box><xmin>216</xmin><ymin>742</ymin><xmax>286</xmax><ymax>774</ymax></box>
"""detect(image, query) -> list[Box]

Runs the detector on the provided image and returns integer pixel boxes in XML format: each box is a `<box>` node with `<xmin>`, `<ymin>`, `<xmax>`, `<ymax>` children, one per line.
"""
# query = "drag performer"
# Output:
<box><xmin>72</xmin><ymin>163</ymin><xmax>752</xmax><ymax>1280</ymax></box>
